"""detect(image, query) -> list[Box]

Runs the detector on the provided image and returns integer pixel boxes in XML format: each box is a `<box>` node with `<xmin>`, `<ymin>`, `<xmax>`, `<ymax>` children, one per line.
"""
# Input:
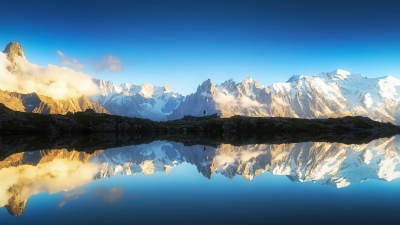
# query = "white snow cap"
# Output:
<box><xmin>329</xmin><ymin>69</ymin><xmax>351</xmax><ymax>76</ymax></box>
<box><xmin>324</xmin><ymin>69</ymin><xmax>351</xmax><ymax>80</ymax></box>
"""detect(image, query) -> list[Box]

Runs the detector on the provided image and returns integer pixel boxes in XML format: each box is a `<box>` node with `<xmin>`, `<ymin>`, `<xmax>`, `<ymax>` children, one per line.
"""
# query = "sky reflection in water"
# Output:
<box><xmin>1</xmin><ymin>137</ymin><xmax>400</xmax><ymax>225</ymax></box>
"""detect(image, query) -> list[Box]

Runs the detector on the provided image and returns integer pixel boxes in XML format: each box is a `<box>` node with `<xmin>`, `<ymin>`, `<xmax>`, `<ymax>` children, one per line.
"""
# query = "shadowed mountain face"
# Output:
<box><xmin>1</xmin><ymin>136</ymin><xmax>400</xmax><ymax>216</ymax></box>
<box><xmin>0</xmin><ymin>90</ymin><xmax>108</xmax><ymax>114</ymax></box>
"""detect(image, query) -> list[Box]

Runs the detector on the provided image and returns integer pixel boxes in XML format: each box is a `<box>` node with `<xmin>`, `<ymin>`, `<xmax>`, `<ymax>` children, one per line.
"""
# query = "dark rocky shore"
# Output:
<box><xmin>0</xmin><ymin>103</ymin><xmax>399</xmax><ymax>144</ymax></box>
<box><xmin>1</xmin><ymin>101</ymin><xmax>400</xmax><ymax>160</ymax></box>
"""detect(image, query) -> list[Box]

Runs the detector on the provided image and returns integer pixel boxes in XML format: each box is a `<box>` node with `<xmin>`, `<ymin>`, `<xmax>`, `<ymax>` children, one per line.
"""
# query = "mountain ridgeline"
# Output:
<box><xmin>90</xmin><ymin>70</ymin><xmax>400</xmax><ymax>124</ymax></box>
<box><xmin>2</xmin><ymin>42</ymin><xmax>400</xmax><ymax>124</ymax></box>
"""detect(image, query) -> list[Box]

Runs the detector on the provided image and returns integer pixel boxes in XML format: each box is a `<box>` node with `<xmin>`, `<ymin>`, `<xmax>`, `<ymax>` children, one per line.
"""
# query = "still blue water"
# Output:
<box><xmin>1</xmin><ymin>138</ymin><xmax>400</xmax><ymax>225</ymax></box>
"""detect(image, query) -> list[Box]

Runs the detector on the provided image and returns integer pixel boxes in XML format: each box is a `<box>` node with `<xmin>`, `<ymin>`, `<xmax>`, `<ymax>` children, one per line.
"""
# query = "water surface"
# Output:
<box><xmin>1</xmin><ymin>136</ymin><xmax>400</xmax><ymax>224</ymax></box>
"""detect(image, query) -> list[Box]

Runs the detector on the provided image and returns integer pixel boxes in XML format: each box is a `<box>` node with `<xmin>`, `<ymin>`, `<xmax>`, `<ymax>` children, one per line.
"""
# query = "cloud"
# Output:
<box><xmin>56</xmin><ymin>50</ymin><xmax>85</xmax><ymax>70</ymax></box>
<box><xmin>0</xmin><ymin>52</ymin><xmax>100</xmax><ymax>99</ymax></box>
<box><xmin>94</xmin><ymin>186</ymin><xmax>123</xmax><ymax>204</ymax></box>
<box><xmin>214</xmin><ymin>92</ymin><xmax>238</xmax><ymax>107</ymax></box>
<box><xmin>0</xmin><ymin>159</ymin><xmax>100</xmax><ymax>208</ymax></box>
<box><xmin>240</xmin><ymin>96</ymin><xmax>263</xmax><ymax>108</ymax></box>
<box><xmin>95</xmin><ymin>55</ymin><xmax>123</xmax><ymax>72</ymax></box>
<box><xmin>59</xmin><ymin>188</ymin><xmax>86</xmax><ymax>208</ymax></box>
<box><xmin>214</xmin><ymin>92</ymin><xmax>264</xmax><ymax>108</ymax></box>
<box><xmin>56</xmin><ymin>50</ymin><xmax>64</xmax><ymax>58</ymax></box>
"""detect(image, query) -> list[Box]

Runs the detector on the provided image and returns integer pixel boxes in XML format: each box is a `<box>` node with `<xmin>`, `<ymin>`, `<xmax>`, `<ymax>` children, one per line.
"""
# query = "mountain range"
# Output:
<box><xmin>2</xmin><ymin>42</ymin><xmax>400</xmax><ymax>123</ymax></box>
<box><xmin>167</xmin><ymin>69</ymin><xmax>400</xmax><ymax>123</ymax></box>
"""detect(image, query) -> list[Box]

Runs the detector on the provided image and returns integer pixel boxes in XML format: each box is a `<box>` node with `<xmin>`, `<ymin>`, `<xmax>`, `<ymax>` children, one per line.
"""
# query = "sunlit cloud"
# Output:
<box><xmin>240</xmin><ymin>96</ymin><xmax>263</xmax><ymax>108</ymax></box>
<box><xmin>214</xmin><ymin>92</ymin><xmax>238</xmax><ymax>107</ymax></box>
<box><xmin>59</xmin><ymin>188</ymin><xmax>87</xmax><ymax>208</ymax></box>
<box><xmin>56</xmin><ymin>50</ymin><xmax>85</xmax><ymax>70</ymax></box>
<box><xmin>0</xmin><ymin>52</ymin><xmax>100</xmax><ymax>99</ymax></box>
<box><xmin>94</xmin><ymin>186</ymin><xmax>123</xmax><ymax>204</ymax></box>
<box><xmin>56</xmin><ymin>50</ymin><xmax>65</xmax><ymax>58</ymax></box>
<box><xmin>214</xmin><ymin>92</ymin><xmax>264</xmax><ymax>108</ymax></box>
<box><xmin>94</xmin><ymin>55</ymin><xmax>123</xmax><ymax>73</ymax></box>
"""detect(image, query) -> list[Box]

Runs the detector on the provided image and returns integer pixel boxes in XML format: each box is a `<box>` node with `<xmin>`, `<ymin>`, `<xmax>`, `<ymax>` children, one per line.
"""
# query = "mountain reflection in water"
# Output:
<box><xmin>1</xmin><ymin>135</ymin><xmax>400</xmax><ymax>220</ymax></box>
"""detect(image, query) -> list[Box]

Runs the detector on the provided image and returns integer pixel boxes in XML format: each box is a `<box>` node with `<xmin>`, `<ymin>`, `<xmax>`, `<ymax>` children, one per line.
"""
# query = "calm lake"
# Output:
<box><xmin>1</xmin><ymin>136</ymin><xmax>400</xmax><ymax>224</ymax></box>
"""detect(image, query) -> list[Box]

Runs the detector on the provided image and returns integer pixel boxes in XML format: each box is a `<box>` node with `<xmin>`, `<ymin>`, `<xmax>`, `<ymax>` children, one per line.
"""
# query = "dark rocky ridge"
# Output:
<box><xmin>0</xmin><ymin>103</ymin><xmax>399</xmax><ymax>146</ymax></box>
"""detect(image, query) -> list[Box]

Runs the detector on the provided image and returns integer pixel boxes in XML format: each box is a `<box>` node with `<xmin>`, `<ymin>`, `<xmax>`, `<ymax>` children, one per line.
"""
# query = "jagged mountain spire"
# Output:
<box><xmin>3</xmin><ymin>42</ymin><xmax>25</xmax><ymax>63</ymax></box>
<box><xmin>165</xmin><ymin>83</ymin><xmax>171</xmax><ymax>92</ymax></box>
<box><xmin>3</xmin><ymin>42</ymin><xmax>25</xmax><ymax>73</ymax></box>
<box><xmin>197</xmin><ymin>79</ymin><xmax>217</xmax><ymax>94</ymax></box>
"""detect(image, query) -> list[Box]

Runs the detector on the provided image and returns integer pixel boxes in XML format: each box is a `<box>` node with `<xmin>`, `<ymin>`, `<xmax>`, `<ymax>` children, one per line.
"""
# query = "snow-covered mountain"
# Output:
<box><xmin>2</xmin><ymin>42</ymin><xmax>400</xmax><ymax>124</ymax></box>
<box><xmin>169</xmin><ymin>69</ymin><xmax>400</xmax><ymax>124</ymax></box>
<box><xmin>91</xmin><ymin>79</ymin><xmax>184</xmax><ymax>121</ymax></box>
<box><xmin>168</xmin><ymin>77</ymin><xmax>271</xmax><ymax>119</ymax></box>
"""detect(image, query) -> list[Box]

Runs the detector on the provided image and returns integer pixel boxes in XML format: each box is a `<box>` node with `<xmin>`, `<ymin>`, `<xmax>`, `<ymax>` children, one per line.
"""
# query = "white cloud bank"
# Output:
<box><xmin>0</xmin><ymin>52</ymin><xmax>100</xmax><ymax>99</ymax></box>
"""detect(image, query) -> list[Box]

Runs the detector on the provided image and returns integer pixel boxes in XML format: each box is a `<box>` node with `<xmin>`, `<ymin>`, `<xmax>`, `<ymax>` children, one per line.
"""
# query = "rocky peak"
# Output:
<box><xmin>139</xmin><ymin>83</ymin><xmax>154</xmax><ymax>98</ymax></box>
<box><xmin>5</xmin><ymin>184</ymin><xmax>27</xmax><ymax>216</ymax></box>
<box><xmin>197</xmin><ymin>79</ymin><xmax>217</xmax><ymax>94</ymax></box>
<box><xmin>243</xmin><ymin>77</ymin><xmax>254</xmax><ymax>83</ymax></box>
<box><xmin>3</xmin><ymin>42</ymin><xmax>25</xmax><ymax>63</ymax></box>
<box><xmin>286</xmin><ymin>75</ymin><xmax>303</xmax><ymax>83</ymax></box>
<box><xmin>220</xmin><ymin>78</ymin><xmax>237</xmax><ymax>93</ymax></box>
<box><xmin>165</xmin><ymin>83</ymin><xmax>171</xmax><ymax>93</ymax></box>
<box><xmin>5</xmin><ymin>199</ymin><xmax>27</xmax><ymax>217</ymax></box>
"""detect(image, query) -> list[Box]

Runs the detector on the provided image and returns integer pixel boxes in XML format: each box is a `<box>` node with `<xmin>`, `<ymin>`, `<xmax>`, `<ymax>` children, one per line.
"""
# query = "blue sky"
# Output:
<box><xmin>1</xmin><ymin>0</ymin><xmax>400</xmax><ymax>95</ymax></box>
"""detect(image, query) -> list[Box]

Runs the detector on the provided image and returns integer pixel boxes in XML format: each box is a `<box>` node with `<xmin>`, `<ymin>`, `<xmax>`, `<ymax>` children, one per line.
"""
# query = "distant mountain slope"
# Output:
<box><xmin>169</xmin><ymin>69</ymin><xmax>400</xmax><ymax>124</ymax></box>
<box><xmin>0</xmin><ymin>90</ymin><xmax>108</xmax><ymax>114</ymax></box>
<box><xmin>168</xmin><ymin>77</ymin><xmax>272</xmax><ymax>119</ymax></box>
<box><xmin>90</xmin><ymin>79</ymin><xmax>184</xmax><ymax>121</ymax></box>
